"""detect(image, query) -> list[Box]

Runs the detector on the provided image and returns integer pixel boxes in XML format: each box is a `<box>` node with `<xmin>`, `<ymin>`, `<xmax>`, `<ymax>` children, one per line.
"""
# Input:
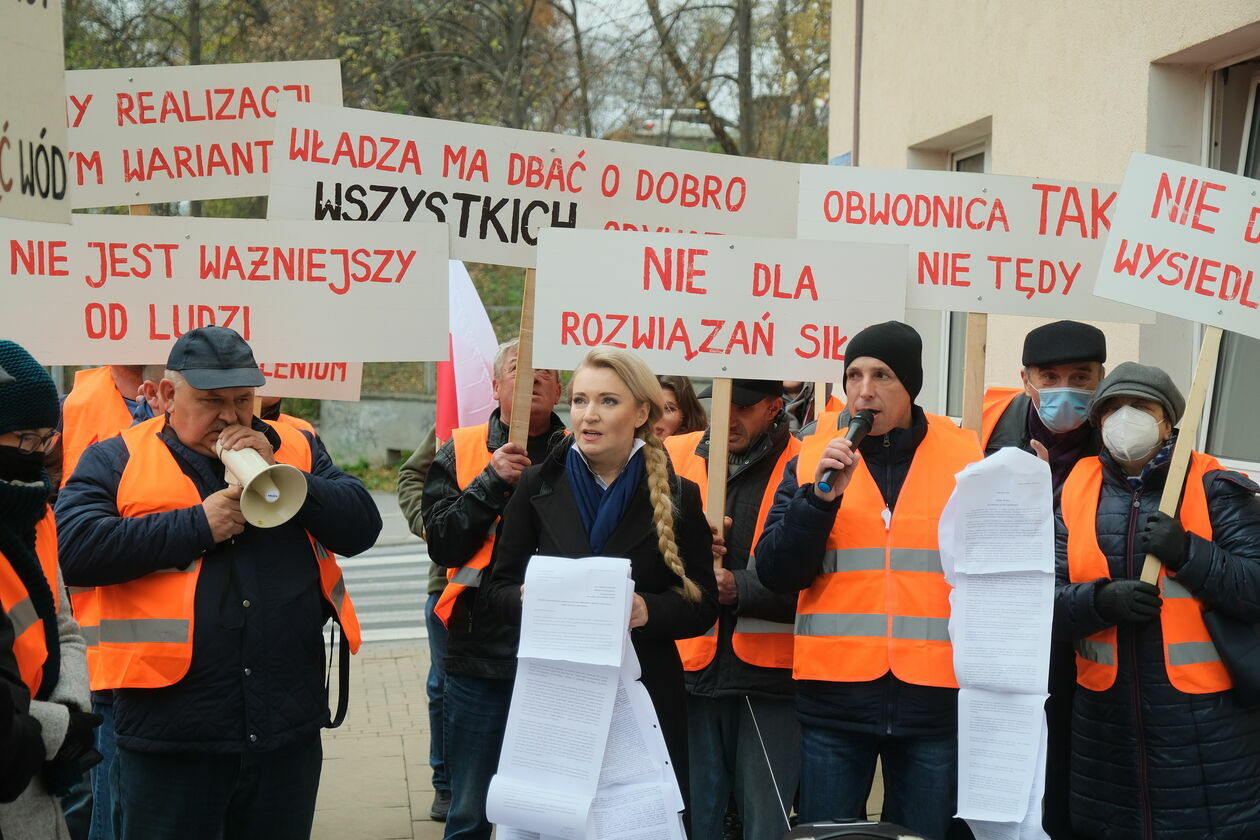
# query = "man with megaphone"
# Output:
<box><xmin>55</xmin><ymin>326</ymin><xmax>382</xmax><ymax>840</ymax></box>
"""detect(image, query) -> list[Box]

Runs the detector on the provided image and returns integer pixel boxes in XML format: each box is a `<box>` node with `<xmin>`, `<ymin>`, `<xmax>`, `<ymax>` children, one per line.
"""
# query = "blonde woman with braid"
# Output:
<box><xmin>483</xmin><ymin>348</ymin><xmax>718</xmax><ymax>826</ymax></box>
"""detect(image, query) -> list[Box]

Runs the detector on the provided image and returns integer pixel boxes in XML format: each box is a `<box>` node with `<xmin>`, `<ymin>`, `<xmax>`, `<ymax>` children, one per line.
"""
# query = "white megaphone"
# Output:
<box><xmin>215</xmin><ymin>440</ymin><xmax>308</xmax><ymax>528</ymax></box>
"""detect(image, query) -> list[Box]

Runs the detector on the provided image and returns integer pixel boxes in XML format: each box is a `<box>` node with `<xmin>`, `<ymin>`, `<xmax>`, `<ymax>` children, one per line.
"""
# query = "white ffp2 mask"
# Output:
<box><xmin>1102</xmin><ymin>405</ymin><xmax>1164</xmax><ymax>463</ymax></box>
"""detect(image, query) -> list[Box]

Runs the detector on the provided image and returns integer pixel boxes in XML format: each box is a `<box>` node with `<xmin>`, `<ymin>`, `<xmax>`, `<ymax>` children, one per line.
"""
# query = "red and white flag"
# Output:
<box><xmin>435</xmin><ymin>261</ymin><xmax>499</xmax><ymax>443</ymax></box>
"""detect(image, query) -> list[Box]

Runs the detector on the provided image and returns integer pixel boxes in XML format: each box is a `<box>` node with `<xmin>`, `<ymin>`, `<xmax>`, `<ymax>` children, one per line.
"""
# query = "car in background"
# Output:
<box><xmin>634</xmin><ymin>108</ymin><xmax>740</xmax><ymax>143</ymax></box>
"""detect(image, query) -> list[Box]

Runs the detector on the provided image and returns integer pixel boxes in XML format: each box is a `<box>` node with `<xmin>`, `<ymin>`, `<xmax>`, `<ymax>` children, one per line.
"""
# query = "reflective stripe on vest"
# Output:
<box><xmin>669</xmin><ymin>430</ymin><xmax>801</xmax><ymax>671</ymax></box>
<box><xmin>792</xmin><ymin>412</ymin><xmax>981</xmax><ymax>687</ymax></box>
<box><xmin>1063</xmin><ymin>452</ymin><xmax>1230</xmax><ymax>694</ymax></box>
<box><xmin>61</xmin><ymin>366</ymin><xmax>133</xmax><ymax>488</ymax></box>
<box><xmin>0</xmin><ymin>509</ymin><xmax>61</xmax><ymax>695</ymax></box>
<box><xmin>86</xmin><ymin>416</ymin><xmax>360</xmax><ymax>691</ymax></box>
<box><xmin>433</xmin><ymin>424</ymin><xmax>496</xmax><ymax>627</ymax></box>
<box><xmin>978</xmin><ymin>387</ymin><xmax>1023</xmax><ymax>451</ymax></box>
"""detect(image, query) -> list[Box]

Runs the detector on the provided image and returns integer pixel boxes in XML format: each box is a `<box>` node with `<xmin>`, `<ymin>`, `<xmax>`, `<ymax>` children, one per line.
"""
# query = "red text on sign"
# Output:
<box><xmin>752</xmin><ymin>263</ymin><xmax>818</xmax><ymax>300</ymax></box>
<box><xmin>10</xmin><ymin>239</ymin><xmax>69</xmax><ymax>277</ymax></box>
<box><xmin>988</xmin><ymin>256</ymin><xmax>1080</xmax><ymax>299</ymax></box>
<box><xmin>1111</xmin><ymin>239</ymin><xmax>1258</xmax><ymax>310</ymax></box>
<box><xmin>149</xmin><ymin>304</ymin><xmax>252</xmax><ymax>340</ymax></box>
<box><xmin>85</xmin><ymin>241</ymin><xmax>178</xmax><ymax>288</ymax></box>
<box><xmin>1150</xmin><ymin>172</ymin><xmax>1226</xmax><ymax>234</ymax></box>
<box><xmin>634</xmin><ymin>170</ymin><xmax>746</xmax><ymax>212</ymax></box>
<box><xmin>85</xmin><ymin>303</ymin><xmax>127</xmax><ymax>340</ymax></box>
<box><xmin>643</xmin><ymin>247</ymin><xmax>709</xmax><ymax>294</ymax></box>
<box><xmin>1032</xmin><ymin>184</ymin><xmax>1115</xmax><ymax>239</ymax></box>
<box><xmin>917</xmin><ymin>251</ymin><xmax>971</xmax><ymax>287</ymax></box>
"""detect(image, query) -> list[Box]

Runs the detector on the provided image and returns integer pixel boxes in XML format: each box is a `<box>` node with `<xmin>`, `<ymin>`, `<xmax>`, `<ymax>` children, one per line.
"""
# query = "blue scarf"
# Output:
<box><xmin>566</xmin><ymin>443</ymin><xmax>646</xmax><ymax>554</ymax></box>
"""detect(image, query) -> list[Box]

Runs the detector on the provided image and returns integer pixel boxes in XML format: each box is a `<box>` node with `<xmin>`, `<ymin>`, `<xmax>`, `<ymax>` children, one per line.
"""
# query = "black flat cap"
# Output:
<box><xmin>166</xmin><ymin>326</ymin><xmax>266</xmax><ymax>390</ymax></box>
<box><xmin>698</xmin><ymin>379</ymin><xmax>783</xmax><ymax>407</ymax></box>
<box><xmin>1022</xmin><ymin>320</ymin><xmax>1107</xmax><ymax>368</ymax></box>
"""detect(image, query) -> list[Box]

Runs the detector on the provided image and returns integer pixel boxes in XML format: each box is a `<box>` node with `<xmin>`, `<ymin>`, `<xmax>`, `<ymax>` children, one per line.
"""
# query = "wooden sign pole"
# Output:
<box><xmin>1139</xmin><ymin>326</ymin><xmax>1224</xmax><ymax>585</ymax></box>
<box><xmin>705</xmin><ymin>377</ymin><xmax>732</xmax><ymax>546</ymax></box>
<box><xmin>507</xmin><ymin>268</ymin><xmax>537</xmax><ymax>449</ymax></box>
<box><xmin>960</xmin><ymin>312</ymin><xmax>988</xmax><ymax>433</ymax></box>
<box><xmin>813</xmin><ymin>381</ymin><xmax>828</xmax><ymax>420</ymax></box>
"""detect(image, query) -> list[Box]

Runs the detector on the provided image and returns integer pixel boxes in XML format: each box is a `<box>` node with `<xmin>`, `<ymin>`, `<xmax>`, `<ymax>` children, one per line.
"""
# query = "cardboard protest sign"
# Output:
<box><xmin>266</xmin><ymin>101</ymin><xmax>800</xmax><ymax>267</ymax></box>
<box><xmin>66</xmin><ymin>60</ymin><xmax>343</xmax><ymax>208</ymax></box>
<box><xmin>257</xmin><ymin>361</ymin><xmax>363</xmax><ymax>401</ymax></box>
<box><xmin>1</xmin><ymin>1</ymin><xmax>70</xmax><ymax>223</ymax></box>
<box><xmin>0</xmin><ymin>215</ymin><xmax>447</xmax><ymax>364</ymax></box>
<box><xmin>532</xmin><ymin>228</ymin><xmax>907</xmax><ymax>380</ymax></box>
<box><xmin>797</xmin><ymin>164</ymin><xmax>1152</xmax><ymax>322</ymax></box>
<box><xmin>1094</xmin><ymin>153</ymin><xmax>1259</xmax><ymax>340</ymax></box>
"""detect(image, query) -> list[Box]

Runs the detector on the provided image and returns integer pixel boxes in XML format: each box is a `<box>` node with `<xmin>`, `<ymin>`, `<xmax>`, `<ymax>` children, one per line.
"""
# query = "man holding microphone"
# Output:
<box><xmin>756</xmin><ymin>321</ymin><xmax>982</xmax><ymax>839</ymax></box>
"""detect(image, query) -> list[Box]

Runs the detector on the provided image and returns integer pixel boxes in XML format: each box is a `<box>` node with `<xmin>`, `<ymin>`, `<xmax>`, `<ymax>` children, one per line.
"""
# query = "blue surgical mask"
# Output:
<box><xmin>1034</xmin><ymin>387</ymin><xmax>1093</xmax><ymax>433</ymax></box>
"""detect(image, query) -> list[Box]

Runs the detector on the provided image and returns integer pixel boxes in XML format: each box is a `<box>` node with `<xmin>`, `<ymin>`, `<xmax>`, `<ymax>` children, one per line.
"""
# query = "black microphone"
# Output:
<box><xmin>816</xmin><ymin>409</ymin><xmax>876</xmax><ymax>494</ymax></box>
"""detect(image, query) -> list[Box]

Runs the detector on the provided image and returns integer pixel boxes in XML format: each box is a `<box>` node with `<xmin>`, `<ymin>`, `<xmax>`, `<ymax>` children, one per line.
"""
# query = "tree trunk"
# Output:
<box><xmin>736</xmin><ymin>0</ymin><xmax>755</xmax><ymax>155</ymax></box>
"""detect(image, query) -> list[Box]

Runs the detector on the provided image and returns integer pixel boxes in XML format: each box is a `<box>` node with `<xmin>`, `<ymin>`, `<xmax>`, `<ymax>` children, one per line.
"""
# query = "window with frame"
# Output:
<box><xmin>944</xmin><ymin>144</ymin><xmax>988</xmax><ymax>416</ymax></box>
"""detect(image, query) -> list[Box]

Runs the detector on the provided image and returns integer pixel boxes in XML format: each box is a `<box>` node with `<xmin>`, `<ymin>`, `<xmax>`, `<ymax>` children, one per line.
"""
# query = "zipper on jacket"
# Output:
<box><xmin>1125</xmin><ymin>489</ymin><xmax>1154</xmax><ymax>840</ymax></box>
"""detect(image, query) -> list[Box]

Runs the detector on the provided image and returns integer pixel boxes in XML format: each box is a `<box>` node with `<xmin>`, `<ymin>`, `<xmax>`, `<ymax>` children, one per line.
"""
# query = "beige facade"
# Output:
<box><xmin>827</xmin><ymin>2</ymin><xmax>1260</xmax><ymax>468</ymax></box>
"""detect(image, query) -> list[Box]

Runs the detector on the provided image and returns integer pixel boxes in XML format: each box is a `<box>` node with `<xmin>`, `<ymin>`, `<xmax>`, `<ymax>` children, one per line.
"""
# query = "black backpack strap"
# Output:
<box><xmin>324</xmin><ymin>621</ymin><xmax>351</xmax><ymax>729</ymax></box>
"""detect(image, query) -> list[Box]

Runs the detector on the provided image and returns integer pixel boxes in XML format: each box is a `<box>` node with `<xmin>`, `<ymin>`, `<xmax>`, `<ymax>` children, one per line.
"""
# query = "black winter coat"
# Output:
<box><xmin>755</xmin><ymin>407</ymin><xmax>959</xmax><ymax>736</ymax></box>
<box><xmin>56</xmin><ymin>419</ymin><xmax>381</xmax><ymax>753</ymax></box>
<box><xmin>482</xmin><ymin>437</ymin><xmax>719</xmax><ymax>812</ymax></box>
<box><xmin>419</xmin><ymin>409</ymin><xmax>568</xmax><ymax>679</ymax></box>
<box><xmin>1053</xmin><ymin>443</ymin><xmax>1260</xmax><ymax>839</ymax></box>
<box><xmin>682</xmin><ymin>414</ymin><xmax>798</xmax><ymax>699</ymax></box>
<box><xmin>0</xmin><ymin>603</ymin><xmax>44</xmax><ymax>802</ymax></box>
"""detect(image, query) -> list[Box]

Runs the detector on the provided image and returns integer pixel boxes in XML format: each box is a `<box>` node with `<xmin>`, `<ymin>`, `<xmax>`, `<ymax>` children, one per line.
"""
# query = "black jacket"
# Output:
<box><xmin>482</xmin><ymin>436</ymin><xmax>719</xmax><ymax>811</ymax></box>
<box><xmin>55</xmin><ymin>418</ymin><xmax>381</xmax><ymax>754</ymax></box>
<box><xmin>683</xmin><ymin>414</ymin><xmax>798</xmax><ymax>699</ymax></box>
<box><xmin>419</xmin><ymin>409</ymin><xmax>567</xmax><ymax>679</ymax></box>
<box><xmin>755</xmin><ymin>407</ymin><xmax>959</xmax><ymax>736</ymax></box>
<box><xmin>0</xmin><ymin>604</ymin><xmax>44</xmax><ymax>802</ymax></box>
<box><xmin>1054</xmin><ymin>442</ymin><xmax>1260</xmax><ymax>839</ymax></box>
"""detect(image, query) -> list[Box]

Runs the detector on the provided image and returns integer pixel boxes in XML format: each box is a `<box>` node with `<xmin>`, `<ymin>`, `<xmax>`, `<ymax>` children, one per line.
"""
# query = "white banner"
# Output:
<box><xmin>266</xmin><ymin>101</ymin><xmax>800</xmax><ymax>267</ymax></box>
<box><xmin>1094</xmin><ymin>153</ymin><xmax>1260</xmax><ymax>340</ymax></box>
<box><xmin>0</xmin><ymin>215</ymin><xmax>448</xmax><ymax>365</ymax></box>
<box><xmin>257</xmin><ymin>361</ymin><xmax>363</xmax><ymax>401</ymax></box>
<box><xmin>66</xmin><ymin>60</ymin><xmax>343</xmax><ymax>208</ymax></box>
<box><xmin>798</xmin><ymin>164</ymin><xmax>1153</xmax><ymax>322</ymax></box>
<box><xmin>533</xmin><ymin>229</ymin><xmax>907</xmax><ymax>380</ymax></box>
<box><xmin>1</xmin><ymin>0</ymin><xmax>70</xmax><ymax>223</ymax></box>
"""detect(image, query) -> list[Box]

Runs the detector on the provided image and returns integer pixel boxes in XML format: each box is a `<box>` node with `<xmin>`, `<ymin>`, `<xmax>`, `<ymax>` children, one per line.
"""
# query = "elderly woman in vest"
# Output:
<box><xmin>483</xmin><ymin>348</ymin><xmax>718</xmax><ymax>823</ymax></box>
<box><xmin>1054</xmin><ymin>362</ymin><xmax>1260</xmax><ymax>839</ymax></box>
<box><xmin>0</xmin><ymin>342</ymin><xmax>98</xmax><ymax>840</ymax></box>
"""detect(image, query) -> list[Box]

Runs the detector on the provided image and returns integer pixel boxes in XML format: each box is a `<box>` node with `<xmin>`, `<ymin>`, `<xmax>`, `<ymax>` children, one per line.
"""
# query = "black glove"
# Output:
<box><xmin>1139</xmin><ymin>512</ymin><xmax>1189</xmax><ymax>572</ymax></box>
<box><xmin>1095</xmin><ymin>579</ymin><xmax>1162</xmax><ymax>624</ymax></box>
<box><xmin>40</xmin><ymin>710</ymin><xmax>102</xmax><ymax>796</ymax></box>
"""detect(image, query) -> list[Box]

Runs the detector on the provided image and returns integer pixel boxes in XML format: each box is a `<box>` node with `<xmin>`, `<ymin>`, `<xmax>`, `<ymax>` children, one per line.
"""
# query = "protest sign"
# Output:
<box><xmin>66</xmin><ymin>60</ymin><xmax>343</xmax><ymax>208</ymax></box>
<box><xmin>1094</xmin><ymin>153</ymin><xmax>1259</xmax><ymax>340</ymax></box>
<box><xmin>531</xmin><ymin>228</ymin><xmax>907</xmax><ymax>381</ymax></box>
<box><xmin>797</xmin><ymin>164</ymin><xmax>1152</xmax><ymax>322</ymax></box>
<box><xmin>1093</xmin><ymin>152</ymin><xmax>1255</xmax><ymax>583</ymax></box>
<box><xmin>0</xmin><ymin>215</ymin><xmax>448</xmax><ymax>365</ymax></box>
<box><xmin>1</xmin><ymin>0</ymin><xmax>70</xmax><ymax>223</ymax></box>
<box><xmin>257</xmin><ymin>361</ymin><xmax>363</xmax><ymax>401</ymax></box>
<box><xmin>266</xmin><ymin>101</ymin><xmax>800</xmax><ymax>267</ymax></box>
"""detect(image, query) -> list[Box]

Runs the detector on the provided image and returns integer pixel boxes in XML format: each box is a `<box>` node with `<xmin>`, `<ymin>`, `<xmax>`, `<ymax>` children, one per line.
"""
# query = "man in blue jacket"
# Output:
<box><xmin>56</xmin><ymin>327</ymin><xmax>381</xmax><ymax>840</ymax></box>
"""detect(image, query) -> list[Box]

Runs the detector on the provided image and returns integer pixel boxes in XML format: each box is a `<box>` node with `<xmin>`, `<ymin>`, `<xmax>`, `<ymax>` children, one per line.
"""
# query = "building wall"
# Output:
<box><xmin>826</xmin><ymin>1</ymin><xmax>1260</xmax><ymax>401</ymax></box>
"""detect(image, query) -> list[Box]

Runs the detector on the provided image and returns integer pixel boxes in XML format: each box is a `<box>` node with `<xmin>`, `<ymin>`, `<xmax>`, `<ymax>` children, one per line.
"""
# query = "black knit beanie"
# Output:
<box><xmin>844</xmin><ymin>321</ymin><xmax>923</xmax><ymax>399</ymax></box>
<box><xmin>0</xmin><ymin>342</ymin><xmax>59</xmax><ymax>435</ymax></box>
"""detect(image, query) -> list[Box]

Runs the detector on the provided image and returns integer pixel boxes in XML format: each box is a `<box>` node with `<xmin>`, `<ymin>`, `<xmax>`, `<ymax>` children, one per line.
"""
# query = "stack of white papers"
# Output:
<box><xmin>488</xmin><ymin>555</ymin><xmax>685</xmax><ymax>840</ymax></box>
<box><xmin>940</xmin><ymin>448</ymin><xmax>1055</xmax><ymax>840</ymax></box>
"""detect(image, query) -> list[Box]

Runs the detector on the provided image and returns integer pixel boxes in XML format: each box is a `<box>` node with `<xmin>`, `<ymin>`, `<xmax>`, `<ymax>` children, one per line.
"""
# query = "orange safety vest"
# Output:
<box><xmin>61</xmin><ymin>366</ymin><xmax>133</xmax><ymax>488</ymax></box>
<box><xmin>0</xmin><ymin>508</ymin><xmax>60</xmax><ymax>696</ymax></box>
<box><xmin>791</xmin><ymin>412</ymin><xmax>981</xmax><ymax>687</ymax></box>
<box><xmin>978</xmin><ymin>387</ymin><xmax>1024</xmax><ymax>451</ymax></box>
<box><xmin>825</xmin><ymin>394</ymin><xmax>845</xmax><ymax>414</ymax></box>
<box><xmin>433</xmin><ymin>424</ymin><xmax>496</xmax><ymax>627</ymax></box>
<box><xmin>668</xmin><ymin>430</ymin><xmax>801</xmax><ymax>671</ymax></box>
<box><xmin>85</xmin><ymin>416</ymin><xmax>360</xmax><ymax>691</ymax></box>
<box><xmin>1063</xmin><ymin>452</ymin><xmax>1230</xmax><ymax>694</ymax></box>
<box><xmin>277</xmin><ymin>413</ymin><xmax>316</xmax><ymax>435</ymax></box>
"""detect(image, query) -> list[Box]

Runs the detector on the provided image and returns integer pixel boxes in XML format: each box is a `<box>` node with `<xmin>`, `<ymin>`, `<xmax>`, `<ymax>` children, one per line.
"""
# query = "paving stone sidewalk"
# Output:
<box><xmin>313</xmin><ymin>640</ymin><xmax>444</xmax><ymax>840</ymax></box>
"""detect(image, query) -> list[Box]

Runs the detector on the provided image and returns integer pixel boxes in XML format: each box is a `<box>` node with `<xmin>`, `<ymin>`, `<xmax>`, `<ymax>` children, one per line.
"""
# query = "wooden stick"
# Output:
<box><xmin>508</xmin><ymin>268</ymin><xmax>537</xmax><ymax>448</ymax></box>
<box><xmin>1140</xmin><ymin>326</ymin><xmax>1224</xmax><ymax>585</ymax></box>
<box><xmin>960</xmin><ymin>312</ymin><xmax>988</xmax><ymax>433</ymax></box>
<box><xmin>129</xmin><ymin>203</ymin><xmax>150</xmax><ymax>216</ymax></box>
<box><xmin>813</xmin><ymin>381</ymin><xmax>828</xmax><ymax>420</ymax></box>
<box><xmin>253</xmin><ymin>396</ymin><xmax>263</xmax><ymax>417</ymax></box>
<box><xmin>705</xmin><ymin>377</ymin><xmax>732</xmax><ymax>546</ymax></box>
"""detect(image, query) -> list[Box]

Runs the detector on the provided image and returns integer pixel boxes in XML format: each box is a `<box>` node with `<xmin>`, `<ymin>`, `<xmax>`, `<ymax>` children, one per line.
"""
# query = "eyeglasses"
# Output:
<box><xmin>3</xmin><ymin>431</ymin><xmax>60</xmax><ymax>454</ymax></box>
